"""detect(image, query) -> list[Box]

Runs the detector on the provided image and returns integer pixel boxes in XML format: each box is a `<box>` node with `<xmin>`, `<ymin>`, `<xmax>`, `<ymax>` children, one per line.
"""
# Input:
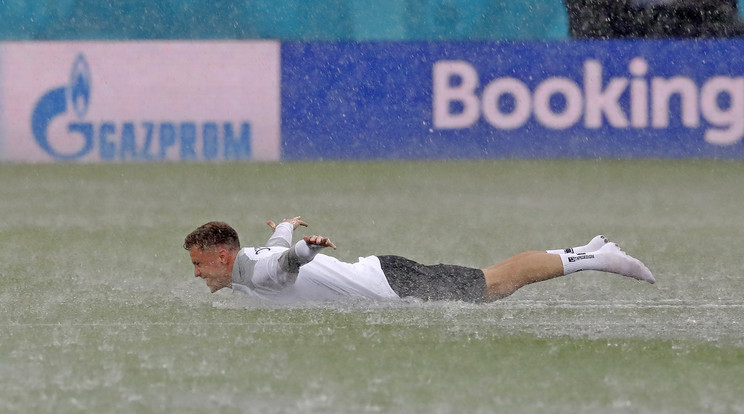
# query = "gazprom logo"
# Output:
<box><xmin>31</xmin><ymin>54</ymin><xmax>91</xmax><ymax>160</ymax></box>
<box><xmin>70</xmin><ymin>54</ymin><xmax>91</xmax><ymax>120</ymax></box>
<box><xmin>31</xmin><ymin>53</ymin><xmax>252</xmax><ymax>161</ymax></box>
<box><xmin>433</xmin><ymin>58</ymin><xmax>744</xmax><ymax>146</ymax></box>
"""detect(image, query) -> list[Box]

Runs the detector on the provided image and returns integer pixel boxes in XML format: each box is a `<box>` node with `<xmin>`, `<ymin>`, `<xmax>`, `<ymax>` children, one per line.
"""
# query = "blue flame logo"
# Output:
<box><xmin>31</xmin><ymin>53</ymin><xmax>94</xmax><ymax>159</ymax></box>
<box><xmin>69</xmin><ymin>54</ymin><xmax>91</xmax><ymax>120</ymax></box>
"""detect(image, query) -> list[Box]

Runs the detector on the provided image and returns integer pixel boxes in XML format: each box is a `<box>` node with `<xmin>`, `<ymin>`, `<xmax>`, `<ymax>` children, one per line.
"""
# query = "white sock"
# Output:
<box><xmin>559</xmin><ymin>251</ymin><xmax>608</xmax><ymax>275</ymax></box>
<box><xmin>559</xmin><ymin>242</ymin><xmax>655</xmax><ymax>283</ymax></box>
<box><xmin>546</xmin><ymin>235</ymin><xmax>608</xmax><ymax>255</ymax></box>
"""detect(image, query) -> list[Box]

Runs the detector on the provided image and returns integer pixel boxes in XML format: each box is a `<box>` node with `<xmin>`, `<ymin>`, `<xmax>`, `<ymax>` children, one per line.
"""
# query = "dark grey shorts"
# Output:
<box><xmin>377</xmin><ymin>255</ymin><xmax>487</xmax><ymax>303</ymax></box>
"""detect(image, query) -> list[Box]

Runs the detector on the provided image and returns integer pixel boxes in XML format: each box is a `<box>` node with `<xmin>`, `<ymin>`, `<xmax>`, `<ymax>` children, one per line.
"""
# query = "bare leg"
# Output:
<box><xmin>481</xmin><ymin>240</ymin><xmax>655</xmax><ymax>301</ymax></box>
<box><xmin>482</xmin><ymin>250</ymin><xmax>564</xmax><ymax>301</ymax></box>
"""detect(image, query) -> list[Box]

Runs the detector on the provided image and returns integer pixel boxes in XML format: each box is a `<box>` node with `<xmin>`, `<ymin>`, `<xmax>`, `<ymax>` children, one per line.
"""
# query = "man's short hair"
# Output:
<box><xmin>183</xmin><ymin>221</ymin><xmax>240</xmax><ymax>251</ymax></box>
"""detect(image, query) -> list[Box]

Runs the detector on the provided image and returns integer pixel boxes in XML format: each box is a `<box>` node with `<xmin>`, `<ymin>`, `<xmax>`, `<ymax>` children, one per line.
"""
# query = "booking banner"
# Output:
<box><xmin>281</xmin><ymin>40</ymin><xmax>744</xmax><ymax>159</ymax></box>
<box><xmin>0</xmin><ymin>41</ymin><xmax>280</xmax><ymax>162</ymax></box>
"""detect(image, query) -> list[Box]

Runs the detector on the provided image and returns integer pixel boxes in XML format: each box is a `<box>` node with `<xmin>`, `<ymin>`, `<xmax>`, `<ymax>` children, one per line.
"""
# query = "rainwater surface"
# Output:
<box><xmin>1</xmin><ymin>160</ymin><xmax>743</xmax><ymax>413</ymax></box>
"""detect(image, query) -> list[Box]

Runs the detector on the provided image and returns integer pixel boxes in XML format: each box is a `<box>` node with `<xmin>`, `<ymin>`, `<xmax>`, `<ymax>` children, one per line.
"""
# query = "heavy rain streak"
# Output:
<box><xmin>1</xmin><ymin>1</ymin><xmax>744</xmax><ymax>414</ymax></box>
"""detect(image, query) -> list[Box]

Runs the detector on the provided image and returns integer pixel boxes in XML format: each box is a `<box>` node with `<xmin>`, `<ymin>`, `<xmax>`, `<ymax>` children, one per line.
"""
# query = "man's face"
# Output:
<box><xmin>189</xmin><ymin>246</ymin><xmax>232</xmax><ymax>293</ymax></box>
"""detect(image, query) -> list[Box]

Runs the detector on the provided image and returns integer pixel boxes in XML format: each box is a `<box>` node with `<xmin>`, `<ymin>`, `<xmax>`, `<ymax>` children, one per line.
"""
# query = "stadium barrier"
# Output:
<box><xmin>281</xmin><ymin>41</ymin><xmax>744</xmax><ymax>160</ymax></box>
<box><xmin>0</xmin><ymin>41</ymin><xmax>281</xmax><ymax>162</ymax></box>
<box><xmin>2</xmin><ymin>40</ymin><xmax>744</xmax><ymax>162</ymax></box>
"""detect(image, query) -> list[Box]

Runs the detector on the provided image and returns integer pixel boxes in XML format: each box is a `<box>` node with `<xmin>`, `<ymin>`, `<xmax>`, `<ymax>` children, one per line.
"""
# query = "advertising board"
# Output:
<box><xmin>4</xmin><ymin>40</ymin><xmax>744</xmax><ymax>161</ymax></box>
<box><xmin>0</xmin><ymin>41</ymin><xmax>280</xmax><ymax>162</ymax></box>
<box><xmin>281</xmin><ymin>41</ymin><xmax>744</xmax><ymax>159</ymax></box>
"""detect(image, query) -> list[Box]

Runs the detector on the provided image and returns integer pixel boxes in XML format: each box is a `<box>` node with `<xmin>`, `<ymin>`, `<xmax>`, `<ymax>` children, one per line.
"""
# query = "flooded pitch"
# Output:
<box><xmin>1</xmin><ymin>160</ymin><xmax>743</xmax><ymax>413</ymax></box>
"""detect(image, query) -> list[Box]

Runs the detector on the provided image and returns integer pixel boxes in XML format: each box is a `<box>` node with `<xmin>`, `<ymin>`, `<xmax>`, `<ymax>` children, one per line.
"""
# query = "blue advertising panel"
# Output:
<box><xmin>282</xmin><ymin>41</ymin><xmax>744</xmax><ymax>159</ymax></box>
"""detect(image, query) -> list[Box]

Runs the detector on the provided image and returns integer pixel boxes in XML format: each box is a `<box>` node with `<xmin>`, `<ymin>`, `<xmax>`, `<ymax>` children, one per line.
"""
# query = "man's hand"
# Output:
<box><xmin>266</xmin><ymin>216</ymin><xmax>308</xmax><ymax>231</ymax></box>
<box><xmin>304</xmin><ymin>235</ymin><xmax>337</xmax><ymax>250</ymax></box>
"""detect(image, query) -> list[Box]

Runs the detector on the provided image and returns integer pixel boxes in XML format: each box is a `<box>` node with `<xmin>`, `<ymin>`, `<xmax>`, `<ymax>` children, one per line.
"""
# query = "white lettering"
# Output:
<box><xmin>629</xmin><ymin>57</ymin><xmax>649</xmax><ymax>128</ymax></box>
<box><xmin>533</xmin><ymin>77</ymin><xmax>583</xmax><ymax>129</ymax></box>
<box><xmin>431</xmin><ymin>59</ymin><xmax>744</xmax><ymax>145</ymax></box>
<box><xmin>584</xmin><ymin>60</ymin><xmax>629</xmax><ymax>128</ymax></box>
<box><xmin>481</xmin><ymin>78</ymin><xmax>531</xmax><ymax>129</ymax></box>
<box><xmin>433</xmin><ymin>60</ymin><xmax>480</xmax><ymax>129</ymax></box>
<box><xmin>651</xmin><ymin>77</ymin><xmax>699</xmax><ymax>128</ymax></box>
<box><xmin>701</xmin><ymin>76</ymin><xmax>744</xmax><ymax>145</ymax></box>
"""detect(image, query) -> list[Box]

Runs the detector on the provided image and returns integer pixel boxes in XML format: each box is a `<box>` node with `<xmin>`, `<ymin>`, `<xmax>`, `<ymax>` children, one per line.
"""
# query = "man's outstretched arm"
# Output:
<box><xmin>303</xmin><ymin>235</ymin><xmax>337</xmax><ymax>250</ymax></box>
<box><xmin>277</xmin><ymin>235</ymin><xmax>336</xmax><ymax>274</ymax></box>
<box><xmin>265</xmin><ymin>216</ymin><xmax>308</xmax><ymax>248</ymax></box>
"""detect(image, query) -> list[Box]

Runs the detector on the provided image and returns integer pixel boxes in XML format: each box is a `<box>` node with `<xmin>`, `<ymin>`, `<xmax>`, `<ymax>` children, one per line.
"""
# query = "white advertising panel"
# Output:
<box><xmin>0</xmin><ymin>41</ymin><xmax>280</xmax><ymax>162</ymax></box>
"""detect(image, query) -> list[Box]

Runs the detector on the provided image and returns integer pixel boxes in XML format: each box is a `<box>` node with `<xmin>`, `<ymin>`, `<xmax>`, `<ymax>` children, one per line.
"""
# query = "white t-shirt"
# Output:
<box><xmin>230</xmin><ymin>222</ymin><xmax>399</xmax><ymax>303</ymax></box>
